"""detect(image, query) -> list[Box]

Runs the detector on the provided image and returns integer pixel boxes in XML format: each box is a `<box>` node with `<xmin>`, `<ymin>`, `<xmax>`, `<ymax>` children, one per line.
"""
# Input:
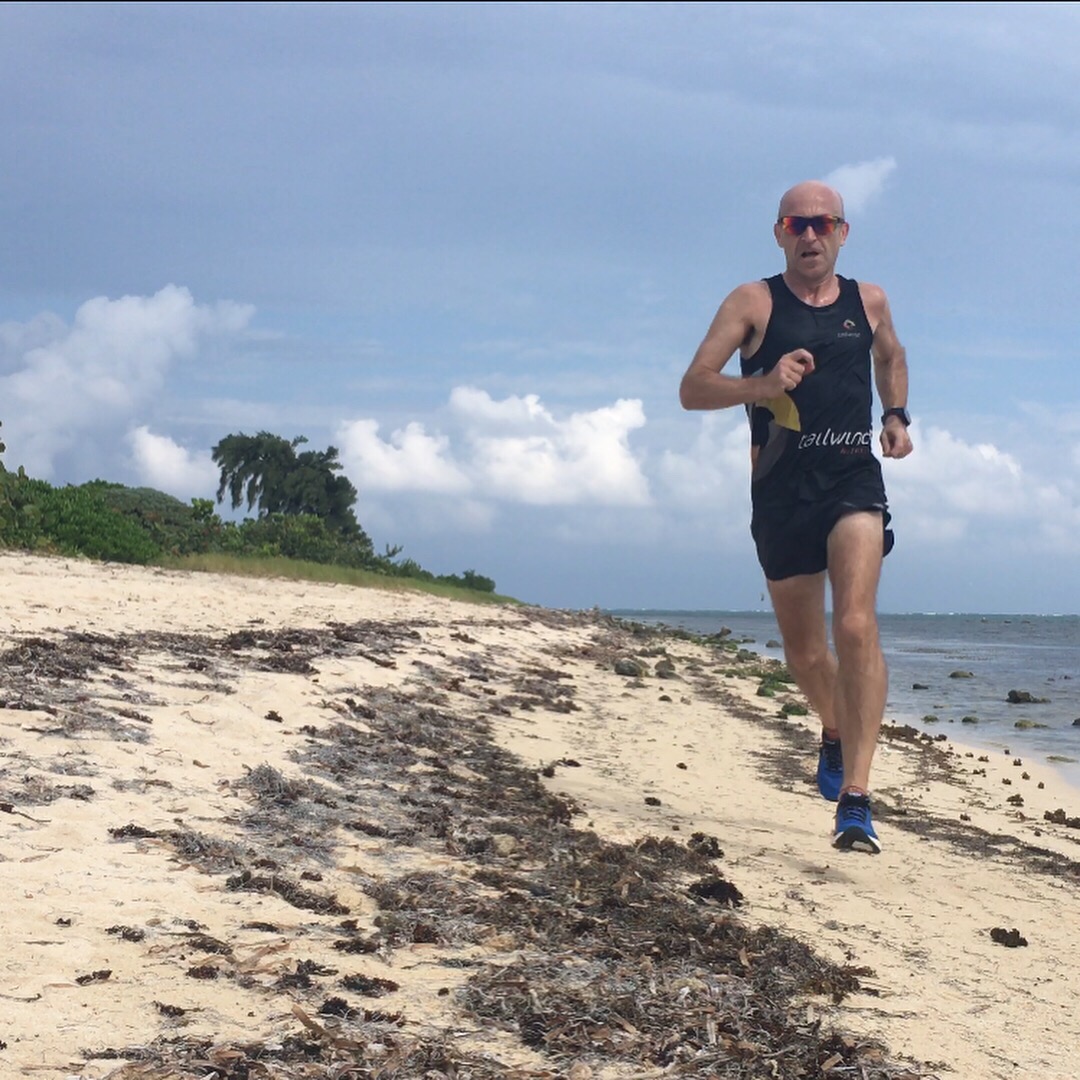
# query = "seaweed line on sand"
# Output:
<box><xmin>2</xmin><ymin>613</ymin><xmax>943</xmax><ymax>1078</ymax></box>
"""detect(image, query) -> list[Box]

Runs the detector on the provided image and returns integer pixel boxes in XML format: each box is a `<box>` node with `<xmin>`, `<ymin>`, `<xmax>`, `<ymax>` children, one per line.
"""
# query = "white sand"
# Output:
<box><xmin>0</xmin><ymin>552</ymin><xmax>1078</xmax><ymax>1079</ymax></box>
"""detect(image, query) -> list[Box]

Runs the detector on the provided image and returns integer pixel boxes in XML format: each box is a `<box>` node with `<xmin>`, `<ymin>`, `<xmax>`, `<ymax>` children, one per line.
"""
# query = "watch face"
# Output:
<box><xmin>884</xmin><ymin>408</ymin><xmax>911</xmax><ymax>426</ymax></box>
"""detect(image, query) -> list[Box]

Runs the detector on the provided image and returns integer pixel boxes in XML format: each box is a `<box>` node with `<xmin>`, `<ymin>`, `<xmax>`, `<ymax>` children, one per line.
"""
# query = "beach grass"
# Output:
<box><xmin>157</xmin><ymin>551</ymin><xmax>523</xmax><ymax>605</ymax></box>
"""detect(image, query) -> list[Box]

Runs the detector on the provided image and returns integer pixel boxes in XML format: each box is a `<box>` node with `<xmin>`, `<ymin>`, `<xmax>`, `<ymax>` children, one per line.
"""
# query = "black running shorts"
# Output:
<box><xmin>750</xmin><ymin>482</ymin><xmax>894</xmax><ymax>582</ymax></box>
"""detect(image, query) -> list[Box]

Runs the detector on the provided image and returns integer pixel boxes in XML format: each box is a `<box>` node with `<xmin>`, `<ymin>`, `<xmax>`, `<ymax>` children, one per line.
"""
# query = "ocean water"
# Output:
<box><xmin>608</xmin><ymin>610</ymin><xmax>1080</xmax><ymax>789</ymax></box>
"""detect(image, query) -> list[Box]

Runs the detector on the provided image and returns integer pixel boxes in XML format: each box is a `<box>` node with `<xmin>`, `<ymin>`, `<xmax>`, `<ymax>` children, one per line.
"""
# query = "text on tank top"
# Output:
<box><xmin>739</xmin><ymin>274</ymin><xmax>877</xmax><ymax>505</ymax></box>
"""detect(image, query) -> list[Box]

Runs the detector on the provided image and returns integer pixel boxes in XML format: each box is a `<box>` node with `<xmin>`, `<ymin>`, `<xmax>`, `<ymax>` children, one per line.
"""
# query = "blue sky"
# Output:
<box><xmin>1</xmin><ymin>2</ymin><xmax>1078</xmax><ymax>613</ymax></box>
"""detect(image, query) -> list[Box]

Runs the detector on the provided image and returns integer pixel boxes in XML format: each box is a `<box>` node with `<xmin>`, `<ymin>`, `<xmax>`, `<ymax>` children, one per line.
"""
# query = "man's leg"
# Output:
<box><xmin>766</xmin><ymin>571</ymin><xmax>838</xmax><ymax>735</ymax></box>
<box><xmin>826</xmin><ymin>511</ymin><xmax>887</xmax><ymax>794</ymax></box>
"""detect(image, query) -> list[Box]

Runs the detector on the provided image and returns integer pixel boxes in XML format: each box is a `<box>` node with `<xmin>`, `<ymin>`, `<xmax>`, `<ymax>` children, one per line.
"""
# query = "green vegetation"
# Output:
<box><xmin>212</xmin><ymin>431</ymin><xmax>363</xmax><ymax>538</ymax></box>
<box><xmin>159</xmin><ymin>553</ymin><xmax>513</xmax><ymax>604</ymax></box>
<box><xmin>0</xmin><ymin>423</ymin><xmax>505</xmax><ymax>600</ymax></box>
<box><xmin>756</xmin><ymin>669</ymin><xmax>794</xmax><ymax>697</ymax></box>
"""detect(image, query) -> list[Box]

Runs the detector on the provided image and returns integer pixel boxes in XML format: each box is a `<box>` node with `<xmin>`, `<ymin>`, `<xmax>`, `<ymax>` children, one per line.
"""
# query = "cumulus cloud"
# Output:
<box><xmin>658</xmin><ymin>411</ymin><xmax>749</xmax><ymax>504</ymax></box>
<box><xmin>448</xmin><ymin>386</ymin><xmax>551</xmax><ymax>429</ymax></box>
<box><xmin>457</xmin><ymin>390</ymin><xmax>650</xmax><ymax>506</ymax></box>
<box><xmin>824</xmin><ymin>157</ymin><xmax>897</xmax><ymax>215</ymax></box>
<box><xmin>884</xmin><ymin>423</ymin><xmax>1080</xmax><ymax>551</ymax></box>
<box><xmin>887</xmin><ymin>425</ymin><xmax>1023</xmax><ymax>515</ymax></box>
<box><xmin>0</xmin><ymin>285</ymin><xmax>254</xmax><ymax>479</ymax></box>
<box><xmin>655</xmin><ymin>411</ymin><xmax>752</xmax><ymax>543</ymax></box>
<box><xmin>126</xmin><ymin>426</ymin><xmax>219</xmax><ymax>498</ymax></box>
<box><xmin>337</xmin><ymin>419</ymin><xmax>470</xmax><ymax>494</ymax></box>
<box><xmin>339</xmin><ymin>387</ymin><xmax>651</xmax><ymax>508</ymax></box>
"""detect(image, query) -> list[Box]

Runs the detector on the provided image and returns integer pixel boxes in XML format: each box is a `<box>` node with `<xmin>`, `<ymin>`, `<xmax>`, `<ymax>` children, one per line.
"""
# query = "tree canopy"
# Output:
<box><xmin>212</xmin><ymin>432</ymin><xmax>361</xmax><ymax>536</ymax></box>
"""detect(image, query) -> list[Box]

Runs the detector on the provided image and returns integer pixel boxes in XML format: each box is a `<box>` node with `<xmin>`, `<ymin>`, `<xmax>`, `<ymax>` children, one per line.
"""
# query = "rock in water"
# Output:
<box><xmin>1007</xmin><ymin>689</ymin><xmax>1049</xmax><ymax>704</ymax></box>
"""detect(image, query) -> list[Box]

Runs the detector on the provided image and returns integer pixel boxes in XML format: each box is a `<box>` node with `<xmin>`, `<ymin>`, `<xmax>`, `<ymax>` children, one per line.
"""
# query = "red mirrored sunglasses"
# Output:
<box><xmin>777</xmin><ymin>214</ymin><xmax>845</xmax><ymax>237</ymax></box>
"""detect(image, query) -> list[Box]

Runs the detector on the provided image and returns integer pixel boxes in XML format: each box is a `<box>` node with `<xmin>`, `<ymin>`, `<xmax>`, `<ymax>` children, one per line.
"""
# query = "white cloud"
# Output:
<box><xmin>658</xmin><ymin>411</ymin><xmax>749</xmax><ymax>504</ymax></box>
<box><xmin>655</xmin><ymin>411</ymin><xmax>752</xmax><ymax>543</ymax></box>
<box><xmin>126</xmin><ymin>426</ymin><xmax>219</xmax><ymax>498</ymax></box>
<box><xmin>824</xmin><ymin>157</ymin><xmax>897</xmax><ymax>216</ymax></box>
<box><xmin>449</xmin><ymin>386</ymin><xmax>552</xmax><ymax>429</ymax></box>
<box><xmin>339</xmin><ymin>388</ymin><xmax>651</xmax><ymax>508</ymax></box>
<box><xmin>887</xmin><ymin>425</ymin><xmax>1023</xmax><ymax>516</ymax></box>
<box><xmin>0</xmin><ymin>286</ymin><xmax>254</xmax><ymax>479</ymax></box>
<box><xmin>455</xmin><ymin>389</ymin><xmax>651</xmax><ymax>506</ymax></box>
<box><xmin>884</xmin><ymin>424</ymin><xmax>1080</xmax><ymax>551</ymax></box>
<box><xmin>337</xmin><ymin>418</ymin><xmax>470</xmax><ymax>494</ymax></box>
<box><xmin>0</xmin><ymin>312</ymin><xmax>68</xmax><ymax>367</ymax></box>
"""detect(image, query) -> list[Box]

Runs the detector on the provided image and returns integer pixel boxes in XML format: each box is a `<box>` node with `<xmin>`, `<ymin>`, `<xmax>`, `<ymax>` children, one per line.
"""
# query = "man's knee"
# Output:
<box><xmin>782</xmin><ymin>639</ymin><xmax>831</xmax><ymax>684</ymax></box>
<box><xmin>833</xmin><ymin>608</ymin><xmax>880</xmax><ymax>657</ymax></box>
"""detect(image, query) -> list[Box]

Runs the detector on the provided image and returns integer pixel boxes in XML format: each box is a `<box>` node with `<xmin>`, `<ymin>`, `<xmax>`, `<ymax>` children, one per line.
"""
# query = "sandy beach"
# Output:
<box><xmin>0</xmin><ymin>552</ymin><xmax>1078</xmax><ymax>1079</ymax></box>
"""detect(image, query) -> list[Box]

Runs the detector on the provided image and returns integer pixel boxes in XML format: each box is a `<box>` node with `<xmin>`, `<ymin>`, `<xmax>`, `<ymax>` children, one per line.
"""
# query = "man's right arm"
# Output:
<box><xmin>680</xmin><ymin>282</ymin><xmax>812</xmax><ymax>410</ymax></box>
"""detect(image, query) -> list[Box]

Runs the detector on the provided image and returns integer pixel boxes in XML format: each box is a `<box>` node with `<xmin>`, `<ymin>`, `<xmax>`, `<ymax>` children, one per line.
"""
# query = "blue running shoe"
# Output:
<box><xmin>816</xmin><ymin>734</ymin><xmax>844</xmax><ymax>802</ymax></box>
<box><xmin>832</xmin><ymin>792</ymin><xmax>881</xmax><ymax>854</ymax></box>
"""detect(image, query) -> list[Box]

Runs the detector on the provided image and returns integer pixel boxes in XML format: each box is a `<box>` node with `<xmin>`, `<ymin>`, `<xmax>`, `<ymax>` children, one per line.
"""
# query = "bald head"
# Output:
<box><xmin>778</xmin><ymin>181</ymin><xmax>845</xmax><ymax>220</ymax></box>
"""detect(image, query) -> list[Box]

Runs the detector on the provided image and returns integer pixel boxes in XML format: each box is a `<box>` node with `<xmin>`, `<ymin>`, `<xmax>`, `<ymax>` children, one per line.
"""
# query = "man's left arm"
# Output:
<box><xmin>861</xmin><ymin>282</ymin><xmax>913</xmax><ymax>460</ymax></box>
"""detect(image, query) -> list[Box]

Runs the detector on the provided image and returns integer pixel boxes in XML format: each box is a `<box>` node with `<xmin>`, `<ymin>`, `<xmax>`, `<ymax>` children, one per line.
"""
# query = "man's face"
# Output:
<box><xmin>773</xmin><ymin>189</ymin><xmax>849</xmax><ymax>279</ymax></box>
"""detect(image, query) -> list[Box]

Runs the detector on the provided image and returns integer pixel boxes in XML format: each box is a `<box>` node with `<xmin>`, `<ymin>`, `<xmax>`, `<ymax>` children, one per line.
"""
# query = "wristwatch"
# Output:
<box><xmin>881</xmin><ymin>407</ymin><xmax>911</xmax><ymax>427</ymax></box>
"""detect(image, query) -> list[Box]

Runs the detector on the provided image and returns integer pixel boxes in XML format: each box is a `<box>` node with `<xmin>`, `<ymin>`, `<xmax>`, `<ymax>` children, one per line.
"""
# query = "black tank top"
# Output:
<box><xmin>740</xmin><ymin>274</ymin><xmax>880</xmax><ymax>508</ymax></box>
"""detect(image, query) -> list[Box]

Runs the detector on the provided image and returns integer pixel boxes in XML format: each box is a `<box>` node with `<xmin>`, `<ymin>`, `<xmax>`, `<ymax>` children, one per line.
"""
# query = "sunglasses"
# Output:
<box><xmin>777</xmin><ymin>214</ymin><xmax>845</xmax><ymax>237</ymax></box>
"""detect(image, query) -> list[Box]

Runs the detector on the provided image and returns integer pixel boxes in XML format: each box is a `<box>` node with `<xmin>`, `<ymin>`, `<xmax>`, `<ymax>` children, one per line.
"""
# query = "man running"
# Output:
<box><xmin>679</xmin><ymin>180</ymin><xmax>913</xmax><ymax>853</ymax></box>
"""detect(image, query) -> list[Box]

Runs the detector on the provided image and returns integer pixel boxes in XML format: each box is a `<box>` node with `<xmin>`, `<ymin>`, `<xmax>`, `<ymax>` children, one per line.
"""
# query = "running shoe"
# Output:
<box><xmin>832</xmin><ymin>792</ymin><xmax>881</xmax><ymax>854</ymax></box>
<box><xmin>816</xmin><ymin>734</ymin><xmax>844</xmax><ymax>802</ymax></box>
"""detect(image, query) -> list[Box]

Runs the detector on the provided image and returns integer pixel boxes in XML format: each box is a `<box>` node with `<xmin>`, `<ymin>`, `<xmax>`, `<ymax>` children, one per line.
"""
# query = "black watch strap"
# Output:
<box><xmin>881</xmin><ymin>407</ymin><xmax>911</xmax><ymax>427</ymax></box>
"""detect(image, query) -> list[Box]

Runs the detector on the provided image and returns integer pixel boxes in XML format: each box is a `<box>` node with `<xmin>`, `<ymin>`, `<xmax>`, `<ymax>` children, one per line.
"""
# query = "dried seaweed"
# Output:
<box><xmin>86</xmin><ymin>1029</ymin><xmax>537</xmax><ymax>1078</ymax></box>
<box><xmin>6</xmin><ymin>614</ymin><xmax>943</xmax><ymax>1079</ymax></box>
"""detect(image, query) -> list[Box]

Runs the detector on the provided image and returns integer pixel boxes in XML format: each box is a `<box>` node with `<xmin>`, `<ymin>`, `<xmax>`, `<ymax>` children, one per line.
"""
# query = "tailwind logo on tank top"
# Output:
<box><xmin>797</xmin><ymin>427</ymin><xmax>872</xmax><ymax>451</ymax></box>
<box><xmin>755</xmin><ymin>388</ymin><xmax>872</xmax><ymax>453</ymax></box>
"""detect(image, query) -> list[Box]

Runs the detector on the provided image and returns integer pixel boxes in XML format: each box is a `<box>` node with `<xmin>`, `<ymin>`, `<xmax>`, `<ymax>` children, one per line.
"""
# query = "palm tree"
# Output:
<box><xmin>213</xmin><ymin>432</ymin><xmax>298</xmax><ymax>516</ymax></box>
<box><xmin>211</xmin><ymin>432</ymin><xmax>360</xmax><ymax>536</ymax></box>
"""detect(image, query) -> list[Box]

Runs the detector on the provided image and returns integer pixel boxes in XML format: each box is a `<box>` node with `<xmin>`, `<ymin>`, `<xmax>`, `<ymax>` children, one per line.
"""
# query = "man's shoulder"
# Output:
<box><xmin>853</xmin><ymin>280</ymin><xmax>895</xmax><ymax>334</ymax></box>
<box><xmin>855</xmin><ymin>279</ymin><xmax>889</xmax><ymax>308</ymax></box>
<box><xmin>725</xmin><ymin>278</ymin><xmax>774</xmax><ymax>310</ymax></box>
